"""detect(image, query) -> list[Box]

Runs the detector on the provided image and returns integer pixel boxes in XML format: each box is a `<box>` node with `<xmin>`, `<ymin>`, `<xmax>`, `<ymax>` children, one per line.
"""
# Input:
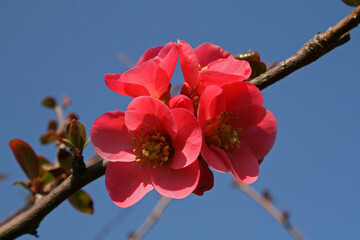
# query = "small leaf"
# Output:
<box><xmin>13</xmin><ymin>180</ymin><xmax>32</xmax><ymax>190</ymax></box>
<box><xmin>342</xmin><ymin>0</ymin><xmax>360</xmax><ymax>6</ymax></box>
<box><xmin>47</xmin><ymin>120</ymin><xmax>58</xmax><ymax>132</ymax></box>
<box><xmin>58</xmin><ymin>149</ymin><xmax>74</xmax><ymax>170</ymax></box>
<box><xmin>65</xmin><ymin>120</ymin><xmax>86</xmax><ymax>151</ymax></box>
<box><xmin>9</xmin><ymin>139</ymin><xmax>39</xmax><ymax>180</ymax></box>
<box><xmin>48</xmin><ymin>166</ymin><xmax>67</xmax><ymax>178</ymax></box>
<box><xmin>68</xmin><ymin>190</ymin><xmax>94</xmax><ymax>214</ymax></box>
<box><xmin>37</xmin><ymin>155</ymin><xmax>53</xmax><ymax>170</ymax></box>
<box><xmin>40</xmin><ymin>132</ymin><xmax>58</xmax><ymax>144</ymax></box>
<box><xmin>39</xmin><ymin>169</ymin><xmax>55</xmax><ymax>186</ymax></box>
<box><xmin>41</xmin><ymin>97</ymin><xmax>57</xmax><ymax>108</ymax></box>
<box><xmin>249</xmin><ymin>60</ymin><xmax>267</xmax><ymax>79</ymax></box>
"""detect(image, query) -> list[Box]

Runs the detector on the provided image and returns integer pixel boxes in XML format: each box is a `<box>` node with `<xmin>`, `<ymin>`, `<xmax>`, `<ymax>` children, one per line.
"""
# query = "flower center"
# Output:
<box><xmin>204</xmin><ymin>111</ymin><xmax>243</xmax><ymax>150</ymax></box>
<box><xmin>132</xmin><ymin>125</ymin><xmax>173</xmax><ymax>168</ymax></box>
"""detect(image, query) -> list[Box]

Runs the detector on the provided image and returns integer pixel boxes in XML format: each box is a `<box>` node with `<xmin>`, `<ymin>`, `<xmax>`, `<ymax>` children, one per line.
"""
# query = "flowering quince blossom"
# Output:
<box><xmin>197</xmin><ymin>81</ymin><xmax>277</xmax><ymax>184</ymax></box>
<box><xmin>91</xmin><ymin>96</ymin><xmax>202</xmax><ymax>208</ymax></box>
<box><xmin>105</xmin><ymin>42</ymin><xmax>178</xmax><ymax>102</ymax></box>
<box><xmin>178</xmin><ymin>40</ymin><xmax>252</xmax><ymax>105</ymax></box>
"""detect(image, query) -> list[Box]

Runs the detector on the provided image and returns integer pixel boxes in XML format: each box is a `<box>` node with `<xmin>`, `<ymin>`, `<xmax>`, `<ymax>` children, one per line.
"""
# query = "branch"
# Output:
<box><xmin>233</xmin><ymin>179</ymin><xmax>306</xmax><ymax>240</ymax></box>
<box><xmin>249</xmin><ymin>6</ymin><xmax>360</xmax><ymax>90</ymax></box>
<box><xmin>0</xmin><ymin>156</ymin><xmax>108</xmax><ymax>240</ymax></box>
<box><xmin>129</xmin><ymin>196</ymin><xmax>172</xmax><ymax>240</ymax></box>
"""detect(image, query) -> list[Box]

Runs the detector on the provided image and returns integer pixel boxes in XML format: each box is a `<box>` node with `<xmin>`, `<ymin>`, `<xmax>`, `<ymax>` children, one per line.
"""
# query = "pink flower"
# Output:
<box><xmin>192</xmin><ymin>157</ymin><xmax>214</xmax><ymax>196</ymax></box>
<box><xmin>105</xmin><ymin>42</ymin><xmax>178</xmax><ymax>101</ymax></box>
<box><xmin>197</xmin><ymin>82</ymin><xmax>277</xmax><ymax>184</ymax></box>
<box><xmin>178</xmin><ymin>40</ymin><xmax>252</xmax><ymax>102</ymax></box>
<box><xmin>91</xmin><ymin>96</ymin><xmax>202</xmax><ymax>207</ymax></box>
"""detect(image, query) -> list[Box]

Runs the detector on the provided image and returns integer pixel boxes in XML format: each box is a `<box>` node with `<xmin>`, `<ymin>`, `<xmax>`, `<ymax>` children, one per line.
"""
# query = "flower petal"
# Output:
<box><xmin>136</xmin><ymin>46</ymin><xmax>163</xmax><ymax>66</ymax></box>
<box><xmin>178</xmin><ymin>40</ymin><xmax>199</xmax><ymax>87</ymax></box>
<box><xmin>151</xmin><ymin>160</ymin><xmax>200</xmax><ymax>198</ymax></box>
<box><xmin>192</xmin><ymin>158</ymin><xmax>214</xmax><ymax>196</ymax></box>
<box><xmin>105</xmin><ymin>161</ymin><xmax>153</xmax><ymax>208</ymax></box>
<box><xmin>240</xmin><ymin>109</ymin><xmax>277</xmax><ymax>160</ymax></box>
<box><xmin>90</xmin><ymin>111</ymin><xmax>135</xmax><ymax>162</ymax></box>
<box><xmin>194</xmin><ymin>42</ymin><xmax>231</xmax><ymax>67</ymax></box>
<box><xmin>222</xmin><ymin>82</ymin><xmax>263</xmax><ymax>108</ymax></box>
<box><xmin>125</xmin><ymin>96</ymin><xmax>177</xmax><ymax>139</ymax></box>
<box><xmin>207</xmin><ymin>58</ymin><xmax>251</xmax><ymax>78</ymax></box>
<box><xmin>201</xmin><ymin>143</ymin><xmax>230</xmax><ymax>172</ymax></box>
<box><xmin>197</xmin><ymin>85</ymin><xmax>225</xmax><ymax>125</ymax></box>
<box><xmin>231</xmin><ymin>105</ymin><xmax>268</xmax><ymax>130</ymax></box>
<box><xmin>167</xmin><ymin>94</ymin><xmax>194</xmax><ymax>114</ymax></box>
<box><xmin>105</xmin><ymin>73</ymin><xmax>149</xmax><ymax>97</ymax></box>
<box><xmin>170</xmin><ymin>108</ymin><xmax>202</xmax><ymax>169</ymax></box>
<box><xmin>226</xmin><ymin>145</ymin><xmax>259</xmax><ymax>184</ymax></box>
<box><xmin>105</xmin><ymin>58</ymin><xmax>170</xmax><ymax>99</ymax></box>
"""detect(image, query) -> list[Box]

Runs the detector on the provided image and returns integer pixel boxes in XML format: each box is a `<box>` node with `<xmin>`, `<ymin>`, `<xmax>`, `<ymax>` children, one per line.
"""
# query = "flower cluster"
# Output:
<box><xmin>91</xmin><ymin>41</ymin><xmax>277</xmax><ymax>208</ymax></box>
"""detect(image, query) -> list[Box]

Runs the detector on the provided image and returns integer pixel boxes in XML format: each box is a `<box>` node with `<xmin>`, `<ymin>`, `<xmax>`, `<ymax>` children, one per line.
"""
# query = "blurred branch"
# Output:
<box><xmin>233</xmin><ymin>179</ymin><xmax>306</xmax><ymax>240</ymax></box>
<box><xmin>129</xmin><ymin>196</ymin><xmax>172</xmax><ymax>240</ymax></box>
<box><xmin>0</xmin><ymin>174</ymin><xmax>8</xmax><ymax>181</ymax></box>
<box><xmin>0</xmin><ymin>155</ymin><xmax>108</xmax><ymax>239</ymax></box>
<box><xmin>250</xmin><ymin>6</ymin><xmax>360</xmax><ymax>90</ymax></box>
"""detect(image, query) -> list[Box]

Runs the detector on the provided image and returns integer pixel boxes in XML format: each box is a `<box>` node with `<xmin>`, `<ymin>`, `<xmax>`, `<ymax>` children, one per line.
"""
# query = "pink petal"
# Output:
<box><xmin>105</xmin><ymin>73</ymin><xmax>149</xmax><ymax>97</ymax></box>
<box><xmin>178</xmin><ymin>40</ymin><xmax>199</xmax><ymax>87</ymax></box>
<box><xmin>167</xmin><ymin>94</ymin><xmax>194</xmax><ymax>114</ymax></box>
<box><xmin>105</xmin><ymin>58</ymin><xmax>170</xmax><ymax>99</ymax></box>
<box><xmin>170</xmin><ymin>108</ymin><xmax>202</xmax><ymax>169</ymax></box>
<box><xmin>207</xmin><ymin>58</ymin><xmax>251</xmax><ymax>79</ymax></box>
<box><xmin>151</xmin><ymin>160</ymin><xmax>200</xmax><ymax>199</ymax></box>
<box><xmin>90</xmin><ymin>111</ymin><xmax>135</xmax><ymax>162</ymax></box>
<box><xmin>240</xmin><ymin>109</ymin><xmax>277</xmax><ymax>160</ymax></box>
<box><xmin>157</xmin><ymin>42</ymin><xmax>179</xmax><ymax>81</ymax></box>
<box><xmin>231</xmin><ymin>105</ymin><xmax>268</xmax><ymax>130</ymax></box>
<box><xmin>222</xmin><ymin>82</ymin><xmax>264</xmax><ymax>108</ymax></box>
<box><xmin>197</xmin><ymin>85</ymin><xmax>225</xmax><ymax>125</ymax></box>
<box><xmin>194</xmin><ymin>42</ymin><xmax>231</xmax><ymax>67</ymax></box>
<box><xmin>105</xmin><ymin>161</ymin><xmax>153</xmax><ymax>208</ymax></box>
<box><xmin>136</xmin><ymin>46</ymin><xmax>163</xmax><ymax>66</ymax></box>
<box><xmin>201</xmin><ymin>143</ymin><xmax>230</xmax><ymax>172</ymax></box>
<box><xmin>225</xmin><ymin>145</ymin><xmax>259</xmax><ymax>184</ymax></box>
<box><xmin>125</xmin><ymin>96</ymin><xmax>177</xmax><ymax>139</ymax></box>
<box><xmin>192</xmin><ymin>158</ymin><xmax>214</xmax><ymax>196</ymax></box>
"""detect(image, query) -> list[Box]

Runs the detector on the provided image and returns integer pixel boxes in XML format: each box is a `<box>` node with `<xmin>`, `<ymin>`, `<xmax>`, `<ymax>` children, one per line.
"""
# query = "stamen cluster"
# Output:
<box><xmin>205</xmin><ymin>111</ymin><xmax>242</xmax><ymax>150</ymax></box>
<box><xmin>132</xmin><ymin>126</ymin><xmax>173</xmax><ymax>168</ymax></box>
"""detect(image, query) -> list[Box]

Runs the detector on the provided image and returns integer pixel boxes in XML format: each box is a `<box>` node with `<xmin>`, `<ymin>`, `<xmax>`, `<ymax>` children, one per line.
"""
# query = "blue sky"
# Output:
<box><xmin>1</xmin><ymin>1</ymin><xmax>360</xmax><ymax>239</ymax></box>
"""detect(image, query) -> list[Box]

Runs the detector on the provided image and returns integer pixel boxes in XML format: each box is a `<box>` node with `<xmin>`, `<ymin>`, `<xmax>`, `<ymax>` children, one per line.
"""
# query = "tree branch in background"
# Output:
<box><xmin>250</xmin><ymin>6</ymin><xmax>360</xmax><ymax>90</ymax></box>
<box><xmin>232</xmin><ymin>179</ymin><xmax>306</xmax><ymax>240</ymax></box>
<box><xmin>0</xmin><ymin>156</ymin><xmax>108</xmax><ymax>240</ymax></box>
<box><xmin>1</xmin><ymin>6</ymin><xmax>360</xmax><ymax>240</ymax></box>
<box><xmin>129</xmin><ymin>196</ymin><xmax>172</xmax><ymax>240</ymax></box>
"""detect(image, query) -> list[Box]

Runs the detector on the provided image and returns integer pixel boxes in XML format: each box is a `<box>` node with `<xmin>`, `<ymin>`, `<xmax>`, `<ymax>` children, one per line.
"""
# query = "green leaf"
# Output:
<box><xmin>9</xmin><ymin>139</ymin><xmax>39</xmax><ymax>180</ymax></box>
<box><xmin>58</xmin><ymin>149</ymin><xmax>74</xmax><ymax>170</ymax></box>
<box><xmin>68</xmin><ymin>190</ymin><xmax>94</xmax><ymax>214</ymax></box>
<box><xmin>342</xmin><ymin>0</ymin><xmax>360</xmax><ymax>6</ymax></box>
<box><xmin>249</xmin><ymin>60</ymin><xmax>267</xmax><ymax>79</ymax></box>
<box><xmin>13</xmin><ymin>180</ymin><xmax>32</xmax><ymax>190</ymax></box>
<box><xmin>40</xmin><ymin>132</ymin><xmax>58</xmax><ymax>144</ymax></box>
<box><xmin>65</xmin><ymin>120</ymin><xmax>86</xmax><ymax>151</ymax></box>
<box><xmin>39</xmin><ymin>169</ymin><xmax>55</xmax><ymax>186</ymax></box>
<box><xmin>37</xmin><ymin>155</ymin><xmax>53</xmax><ymax>170</ymax></box>
<box><xmin>41</xmin><ymin>97</ymin><xmax>57</xmax><ymax>108</ymax></box>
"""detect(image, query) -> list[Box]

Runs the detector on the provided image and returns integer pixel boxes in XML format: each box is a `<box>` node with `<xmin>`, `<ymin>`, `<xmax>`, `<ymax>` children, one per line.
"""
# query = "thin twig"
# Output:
<box><xmin>233</xmin><ymin>178</ymin><xmax>306</xmax><ymax>240</ymax></box>
<box><xmin>250</xmin><ymin>6</ymin><xmax>360</xmax><ymax>90</ymax></box>
<box><xmin>129</xmin><ymin>196</ymin><xmax>172</xmax><ymax>240</ymax></box>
